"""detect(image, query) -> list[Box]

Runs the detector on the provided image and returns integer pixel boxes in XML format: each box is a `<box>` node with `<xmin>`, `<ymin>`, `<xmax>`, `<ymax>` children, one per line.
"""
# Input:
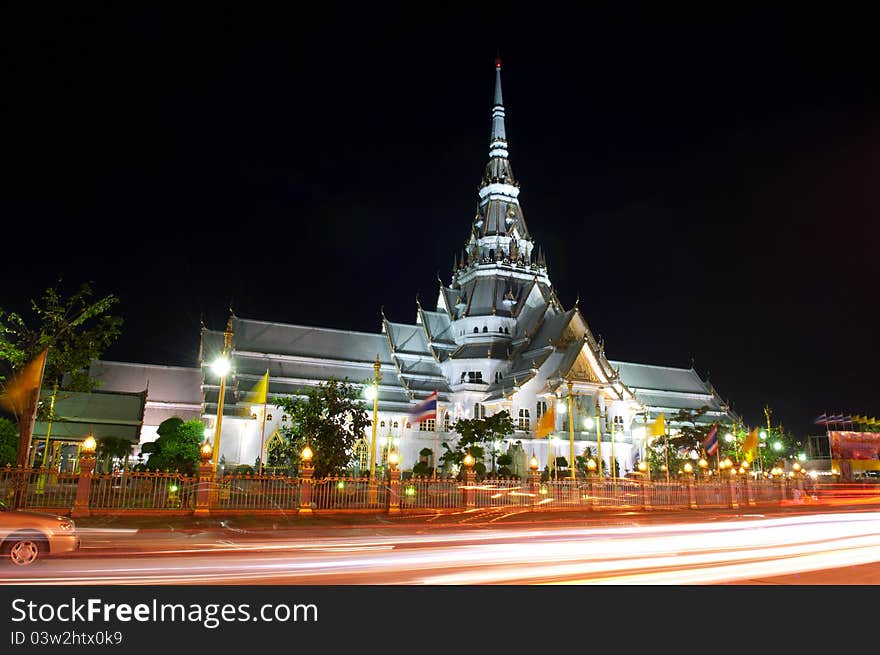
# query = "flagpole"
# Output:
<box><xmin>568</xmin><ymin>380</ymin><xmax>575</xmax><ymax>481</ymax></box>
<box><xmin>258</xmin><ymin>369</ymin><xmax>269</xmax><ymax>475</ymax></box>
<box><xmin>595</xmin><ymin>400</ymin><xmax>603</xmax><ymax>481</ymax></box>
<box><xmin>433</xmin><ymin>400</ymin><xmax>439</xmax><ymax>479</ymax></box>
<box><xmin>664</xmin><ymin>423</ymin><xmax>670</xmax><ymax>483</ymax></box>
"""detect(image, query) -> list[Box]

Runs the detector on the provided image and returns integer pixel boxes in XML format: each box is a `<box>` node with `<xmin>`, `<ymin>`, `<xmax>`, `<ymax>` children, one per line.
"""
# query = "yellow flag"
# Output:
<box><xmin>239</xmin><ymin>370</ymin><xmax>268</xmax><ymax>417</ymax></box>
<box><xmin>742</xmin><ymin>427</ymin><xmax>759</xmax><ymax>462</ymax></box>
<box><xmin>535</xmin><ymin>402</ymin><xmax>556</xmax><ymax>438</ymax></box>
<box><xmin>647</xmin><ymin>413</ymin><xmax>666</xmax><ymax>437</ymax></box>
<box><xmin>0</xmin><ymin>349</ymin><xmax>48</xmax><ymax>418</ymax></box>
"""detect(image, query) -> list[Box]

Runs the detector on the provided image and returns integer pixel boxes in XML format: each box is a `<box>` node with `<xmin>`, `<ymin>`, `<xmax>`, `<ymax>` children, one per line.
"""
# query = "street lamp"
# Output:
<box><xmin>209</xmin><ymin>316</ymin><xmax>234</xmax><ymax>471</ymax></box>
<box><xmin>529</xmin><ymin>455</ymin><xmax>539</xmax><ymax>472</ymax></box>
<box><xmin>81</xmin><ymin>435</ymin><xmax>97</xmax><ymax>457</ymax></box>
<box><xmin>773</xmin><ymin>441</ymin><xmax>783</xmax><ymax>452</ymax></box>
<box><xmin>463</xmin><ymin>452</ymin><xmax>475</xmax><ymax>470</ymax></box>
<box><xmin>683</xmin><ymin>462</ymin><xmax>693</xmax><ymax>474</ymax></box>
<box><xmin>367</xmin><ymin>355</ymin><xmax>380</xmax><ymax>479</ymax></box>
<box><xmin>587</xmin><ymin>458</ymin><xmax>597</xmax><ymax>474</ymax></box>
<box><xmin>387</xmin><ymin>450</ymin><xmax>400</xmax><ymax>471</ymax></box>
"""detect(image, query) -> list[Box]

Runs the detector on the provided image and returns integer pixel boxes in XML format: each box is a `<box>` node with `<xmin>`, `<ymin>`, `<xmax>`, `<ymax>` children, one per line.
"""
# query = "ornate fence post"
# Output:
<box><xmin>71</xmin><ymin>439</ymin><xmax>97</xmax><ymax>518</ymax></box>
<box><xmin>194</xmin><ymin>441</ymin><xmax>214</xmax><ymax>516</ymax></box>
<box><xmin>744</xmin><ymin>471</ymin><xmax>755</xmax><ymax>506</ymax></box>
<box><xmin>387</xmin><ymin>452</ymin><xmax>401</xmax><ymax>514</ymax></box>
<box><xmin>298</xmin><ymin>447</ymin><xmax>315</xmax><ymax>514</ymax></box>
<box><xmin>527</xmin><ymin>455</ymin><xmax>540</xmax><ymax>509</ymax></box>
<box><xmin>686</xmin><ymin>476</ymin><xmax>697</xmax><ymax>509</ymax></box>
<box><xmin>642</xmin><ymin>479</ymin><xmax>651</xmax><ymax>511</ymax></box>
<box><xmin>462</xmin><ymin>453</ymin><xmax>476</xmax><ymax>508</ymax></box>
<box><xmin>727</xmin><ymin>473</ymin><xmax>739</xmax><ymax>509</ymax></box>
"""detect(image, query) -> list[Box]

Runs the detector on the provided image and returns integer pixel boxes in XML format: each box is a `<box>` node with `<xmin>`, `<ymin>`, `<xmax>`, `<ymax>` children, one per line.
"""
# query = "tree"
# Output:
<box><xmin>96</xmin><ymin>436</ymin><xmax>134</xmax><ymax>474</ymax></box>
<box><xmin>411</xmin><ymin>447</ymin><xmax>434</xmax><ymax>477</ymax></box>
<box><xmin>496</xmin><ymin>452</ymin><xmax>513</xmax><ymax>477</ymax></box>
<box><xmin>140</xmin><ymin>418</ymin><xmax>203</xmax><ymax>474</ymax></box>
<box><xmin>0</xmin><ymin>417</ymin><xmax>18</xmax><ymax>467</ymax></box>
<box><xmin>0</xmin><ymin>281</ymin><xmax>122</xmax><ymax>469</ymax></box>
<box><xmin>271</xmin><ymin>378</ymin><xmax>370</xmax><ymax>478</ymax></box>
<box><xmin>441</xmin><ymin>410</ymin><xmax>515</xmax><ymax>478</ymax></box>
<box><xmin>576</xmin><ymin>446</ymin><xmax>607</xmax><ymax>476</ymax></box>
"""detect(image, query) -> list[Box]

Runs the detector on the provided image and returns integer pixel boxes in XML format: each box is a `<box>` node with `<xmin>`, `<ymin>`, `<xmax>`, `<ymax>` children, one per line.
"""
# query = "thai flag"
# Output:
<box><xmin>814</xmin><ymin>413</ymin><xmax>828</xmax><ymax>425</ymax></box>
<box><xmin>701</xmin><ymin>423</ymin><xmax>719</xmax><ymax>456</ymax></box>
<box><xmin>409</xmin><ymin>391</ymin><xmax>438</xmax><ymax>423</ymax></box>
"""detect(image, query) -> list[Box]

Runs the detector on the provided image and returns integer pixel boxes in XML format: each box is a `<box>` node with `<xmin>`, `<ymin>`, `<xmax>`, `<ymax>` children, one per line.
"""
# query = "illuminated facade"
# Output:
<box><xmin>95</xmin><ymin>62</ymin><xmax>736</xmax><ymax>474</ymax></box>
<box><xmin>193</xmin><ymin>61</ymin><xmax>736</xmax><ymax>474</ymax></box>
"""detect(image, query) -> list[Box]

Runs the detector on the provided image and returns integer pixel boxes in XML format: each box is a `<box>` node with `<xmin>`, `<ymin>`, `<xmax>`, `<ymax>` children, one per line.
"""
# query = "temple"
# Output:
<box><xmin>89</xmin><ymin>60</ymin><xmax>736</xmax><ymax>475</ymax></box>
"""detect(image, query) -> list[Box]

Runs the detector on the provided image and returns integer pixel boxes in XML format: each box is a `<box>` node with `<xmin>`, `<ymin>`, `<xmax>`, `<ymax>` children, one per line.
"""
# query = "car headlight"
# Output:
<box><xmin>57</xmin><ymin>521</ymin><xmax>75</xmax><ymax>531</ymax></box>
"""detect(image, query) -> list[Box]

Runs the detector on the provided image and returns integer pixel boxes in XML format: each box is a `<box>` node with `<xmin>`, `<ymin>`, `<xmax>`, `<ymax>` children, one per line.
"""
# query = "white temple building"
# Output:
<box><xmin>93</xmin><ymin>61</ymin><xmax>736</xmax><ymax>475</ymax></box>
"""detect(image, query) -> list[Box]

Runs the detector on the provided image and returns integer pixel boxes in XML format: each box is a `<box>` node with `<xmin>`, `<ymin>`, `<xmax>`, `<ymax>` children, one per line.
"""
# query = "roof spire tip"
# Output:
<box><xmin>495</xmin><ymin>56</ymin><xmax>502</xmax><ymax>69</ymax></box>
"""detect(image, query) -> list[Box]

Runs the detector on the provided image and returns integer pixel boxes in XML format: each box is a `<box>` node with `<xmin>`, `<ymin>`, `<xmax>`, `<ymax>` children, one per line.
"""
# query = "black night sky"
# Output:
<box><xmin>3</xmin><ymin>6</ymin><xmax>879</xmax><ymax>437</ymax></box>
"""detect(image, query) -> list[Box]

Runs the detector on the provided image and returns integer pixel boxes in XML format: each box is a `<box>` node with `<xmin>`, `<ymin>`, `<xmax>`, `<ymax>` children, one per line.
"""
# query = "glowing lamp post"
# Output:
<box><xmin>210</xmin><ymin>349</ymin><xmax>232</xmax><ymax>471</ymax></box>
<box><xmin>387</xmin><ymin>450</ymin><xmax>401</xmax><ymax>514</ymax></box>
<box><xmin>299</xmin><ymin>445</ymin><xmax>315</xmax><ymax>514</ymax></box>
<box><xmin>72</xmin><ymin>434</ymin><xmax>98</xmax><ymax>518</ymax></box>
<box><xmin>462</xmin><ymin>451</ymin><xmax>476</xmax><ymax>507</ymax></box>
<box><xmin>587</xmin><ymin>458</ymin><xmax>597</xmax><ymax>475</ymax></box>
<box><xmin>199</xmin><ymin>440</ymin><xmax>213</xmax><ymax>464</ymax></box>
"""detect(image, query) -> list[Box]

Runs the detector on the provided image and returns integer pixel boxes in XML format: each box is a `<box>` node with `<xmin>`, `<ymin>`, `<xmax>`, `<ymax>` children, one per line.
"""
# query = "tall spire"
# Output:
<box><xmin>490</xmin><ymin>57</ymin><xmax>507</xmax><ymax>158</ymax></box>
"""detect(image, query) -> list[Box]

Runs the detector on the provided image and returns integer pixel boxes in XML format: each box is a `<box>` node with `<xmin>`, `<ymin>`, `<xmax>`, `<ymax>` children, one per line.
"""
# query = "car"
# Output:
<box><xmin>0</xmin><ymin>499</ymin><xmax>79</xmax><ymax>566</ymax></box>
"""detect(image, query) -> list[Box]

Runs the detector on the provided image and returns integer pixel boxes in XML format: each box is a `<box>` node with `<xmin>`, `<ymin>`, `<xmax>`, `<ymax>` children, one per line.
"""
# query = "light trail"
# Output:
<box><xmin>3</xmin><ymin>511</ymin><xmax>880</xmax><ymax>585</ymax></box>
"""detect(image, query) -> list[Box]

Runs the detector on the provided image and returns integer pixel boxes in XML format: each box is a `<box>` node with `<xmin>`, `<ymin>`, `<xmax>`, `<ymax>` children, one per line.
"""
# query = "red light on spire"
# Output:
<box><xmin>495</xmin><ymin>57</ymin><xmax>502</xmax><ymax>69</ymax></box>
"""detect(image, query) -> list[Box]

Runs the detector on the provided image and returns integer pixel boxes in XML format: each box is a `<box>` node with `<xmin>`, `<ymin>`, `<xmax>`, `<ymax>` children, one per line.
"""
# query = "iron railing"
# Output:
<box><xmin>311</xmin><ymin>477</ymin><xmax>387</xmax><ymax>510</ymax></box>
<box><xmin>212</xmin><ymin>475</ymin><xmax>300</xmax><ymax>511</ymax></box>
<box><xmin>0</xmin><ymin>465</ymin><xmax>811</xmax><ymax>514</ymax></box>
<box><xmin>90</xmin><ymin>472</ymin><xmax>196</xmax><ymax>510</ymax></box>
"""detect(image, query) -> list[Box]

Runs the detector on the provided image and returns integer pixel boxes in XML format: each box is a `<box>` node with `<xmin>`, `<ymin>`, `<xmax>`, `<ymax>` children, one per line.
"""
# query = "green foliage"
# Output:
<box><xmin>271</xmin><ymin>378</ymin><xmax>370</xmax><ymax>478</ymax></box>
<box><xmin>0</xmin><ymin>281</ymin><xmax>122</xmax><ymax>392</ymax></box>
<box><xmin>412</xmin><ymin>461</ymin><xmax>432</xmax><ymax>477</ymax></box>
<box><xmin>576</xmin><ymin>446</ymin><xmax>607</xmax><ymax>476</ymax></box>
<box><xmin>0</xmin><ymin>417</ymin><xmax>17</xmax><ymax>466</ymax></box>
<box><xmin>142</xmin><ymin>418</ymin><xmax>203</xmax><ymax>474</ymax></box>
<box><xmin>440</xmin><ymin>410</ymin><xmax>514</xmax><ymax>475</ymax></box>
<box><xmin>96</xmin><ymin>436</ymin><xmax>133</xmax><ymax>473</ymax></box>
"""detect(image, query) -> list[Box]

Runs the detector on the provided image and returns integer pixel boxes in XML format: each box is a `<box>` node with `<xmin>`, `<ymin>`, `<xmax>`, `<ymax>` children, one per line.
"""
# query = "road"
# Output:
<box><xmin>4</xmin><ymin>505</ymin><xmax>880</xmax><ymax>584</ymax></box>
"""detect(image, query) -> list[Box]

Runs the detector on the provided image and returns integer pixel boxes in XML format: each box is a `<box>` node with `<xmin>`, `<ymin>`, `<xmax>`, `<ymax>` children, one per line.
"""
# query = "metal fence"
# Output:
<box><xmin>212</xmin><ymin>475</ymin><xmax>300</xmax><ymax>511</ymax></box>
<box><xmin>90</xmin><ymin>472</ymin><xmax>197</xmax><ymax>510</ymax></box>
<box><xmin>311</xmin><ymin>477</ymin><xmax>387</xmax><ymax>510</ymax></box>
<box><xmin>401</xmin><ymin>476</ymin><xmax>461</xmax><ymax>509</ymax></box>
<box><xmin>471</xmin><ymin>479</ymin><xmax>535</xmax><ymax>508</ymax></box>
<box><xmin>0</xmin><ymin>465</ymin><xmax>808</xmax><ymax>514</ymax></box>
<box><xmin>0</xmin><ymin>467</ymin><xmax>79</xmax><ymax>509</ymax></box>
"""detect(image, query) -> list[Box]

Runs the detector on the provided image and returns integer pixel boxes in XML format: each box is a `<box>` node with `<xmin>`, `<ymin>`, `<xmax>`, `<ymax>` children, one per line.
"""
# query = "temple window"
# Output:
<box><xmin>518</xmin><ymin>408</ymin><xmax>531</xmax><ymax>431</ymax></box>
<box><xmin>536</xmin><ymin>400</ymin><xmax>548</xmax><ymax>419</ymax></box>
